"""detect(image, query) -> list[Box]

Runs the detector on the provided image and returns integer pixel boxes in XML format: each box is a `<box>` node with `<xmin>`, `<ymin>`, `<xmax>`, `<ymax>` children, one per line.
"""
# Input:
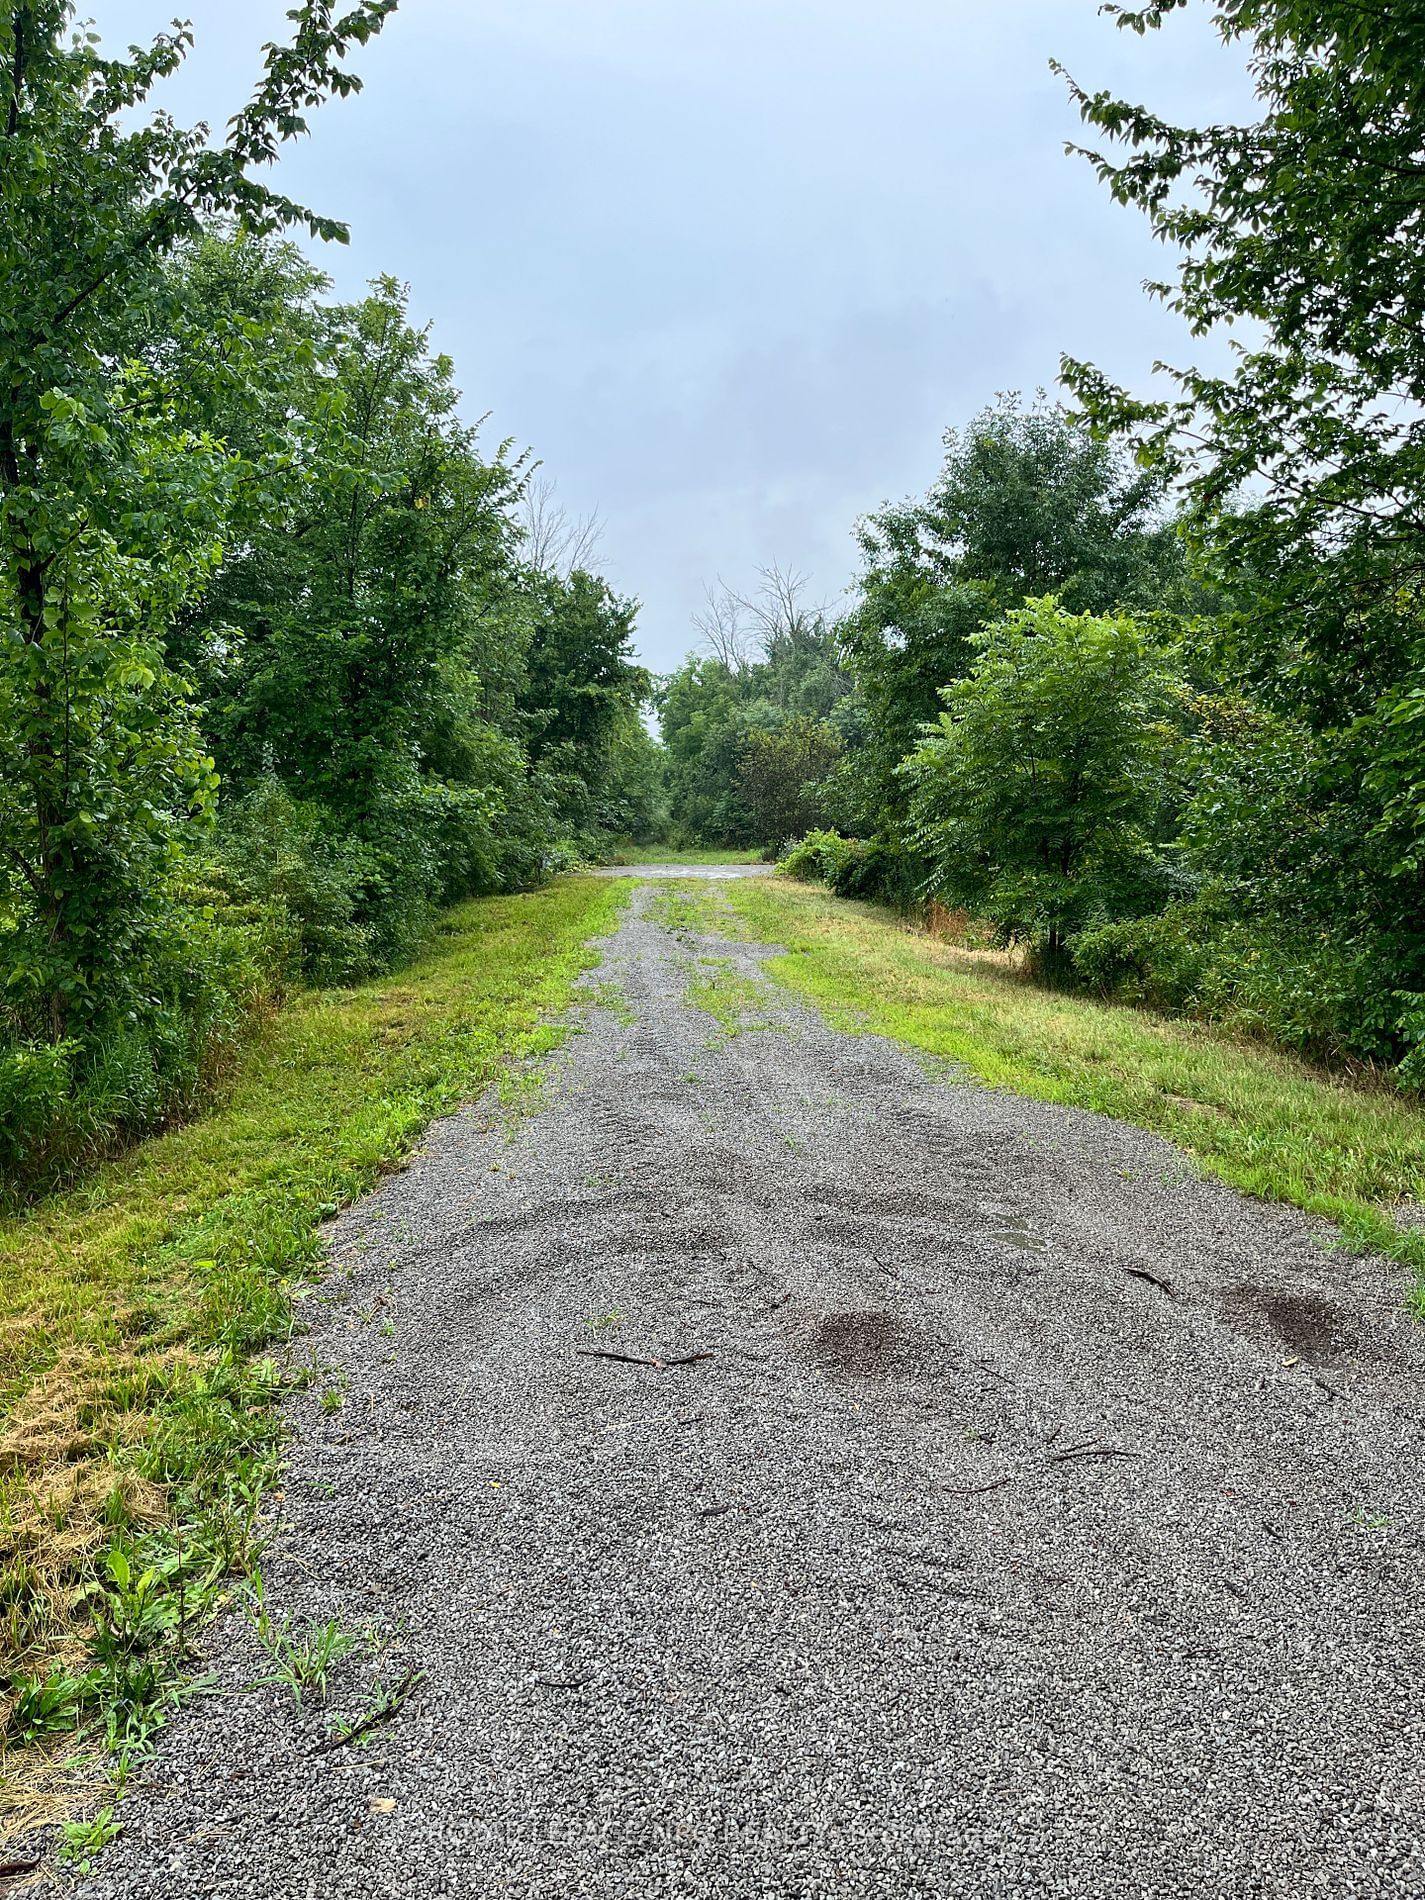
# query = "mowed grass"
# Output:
<box><xmin>0</xmin><ymin>876</ymin><xmax>627</xmax><ymax>1809</ymax></box>
<box><xmin>714</xmin><ymin>879</ymin><xmax>1425</xmax><ymax>1308</ymax></box>
<box><xmin>605</xmin><ymin>846</ymin><xmax>764</xmax><ymax>865</ymax></box>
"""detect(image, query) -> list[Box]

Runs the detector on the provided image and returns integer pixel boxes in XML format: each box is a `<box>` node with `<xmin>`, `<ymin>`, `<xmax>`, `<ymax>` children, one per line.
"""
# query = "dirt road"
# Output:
<box><xmin>79</xmin><ymin>875</ymin><xmax>1425</xmax><ymax>1898</ymax></box>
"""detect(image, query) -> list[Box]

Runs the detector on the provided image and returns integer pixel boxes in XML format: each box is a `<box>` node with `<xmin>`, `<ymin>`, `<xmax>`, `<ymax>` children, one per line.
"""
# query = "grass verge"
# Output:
<box><xmin>705</xmin><ymin>879</ymin><xmax>1425</xmax><ymax>1308</ymax></box>
<box><xmin>604</xmin><ymin>846</ymin><xmax>764</xmax><ymax>866</ymax></box>
<box><xmin>0</xmin><ymin>876</ymin><xmax>627</xmax><ymax>1825</ymax></box>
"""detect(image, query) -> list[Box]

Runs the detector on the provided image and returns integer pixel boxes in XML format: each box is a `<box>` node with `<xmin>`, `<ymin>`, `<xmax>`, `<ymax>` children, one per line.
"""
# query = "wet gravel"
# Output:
<box><xmin>76</xmin><ymin>878</ymin><xmax>1425</xmax><ymax>1898</ymax></box>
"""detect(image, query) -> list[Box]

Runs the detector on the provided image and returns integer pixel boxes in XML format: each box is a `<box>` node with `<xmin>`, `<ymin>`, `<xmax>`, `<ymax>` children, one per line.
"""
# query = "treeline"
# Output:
<box><xmin>0</xmin><ymin>5</ymin><xmax>657</xmax><ymax>1180</ymax></box>
<box><xmin>660</xmin><ymin>0</ymin><xmax>1425</xmax><ymax>1087</ymax></box>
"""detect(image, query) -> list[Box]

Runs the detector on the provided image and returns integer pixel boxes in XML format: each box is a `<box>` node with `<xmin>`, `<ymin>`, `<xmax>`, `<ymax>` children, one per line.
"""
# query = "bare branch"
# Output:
<box><xmin>692</xmin><ymin>579</ymin><xmax>755</xmax><ymax>672</ymax></box>
<box><xmin>520</xmin><ymin>476</ymin><xmax>603</xmax><ymax>578</ymax></box>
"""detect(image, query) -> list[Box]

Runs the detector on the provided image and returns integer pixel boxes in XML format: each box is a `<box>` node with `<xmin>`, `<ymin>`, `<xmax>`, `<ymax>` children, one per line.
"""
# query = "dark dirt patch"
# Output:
<box><xmin>1262</xmin><ymin>1292</ymin><xmax>1351</xmax><ymax>1360</ymax></box>
<box><xmin>811</xmin><ymin>1309</ymin><xmax>900</xmax><ymax>1375</ymax></box>
<box><xmin>1227</xmin><ymin>1285</ymin><xmax>1354</xmax><ymax>1362</ymax></box>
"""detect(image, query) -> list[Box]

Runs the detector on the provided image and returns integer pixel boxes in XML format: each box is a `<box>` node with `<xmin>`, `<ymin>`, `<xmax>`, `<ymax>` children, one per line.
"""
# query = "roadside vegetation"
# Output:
<box><xmin>0</xmin><ymin>876</ymin><xmax>625</xmax><ymax>1820</ymax></box>
<box><xmin>605</xmin><ymin>847</ymin><xmax>763</xmax><ymax>866</ymax></box>
<box><xmin>656</xmin><ymin>1</ymin><xmax>1425</xmax><ymax>1098</ymax></box>
<box><xmin>684</xmin><ymin>877</ymin><xmax>1425</xmax><ymax>1307</ymax></box>
<box><xmin>0</xmin><ymin>5</ymin><xmax>660</xmax><ymax>1196</ymax></box>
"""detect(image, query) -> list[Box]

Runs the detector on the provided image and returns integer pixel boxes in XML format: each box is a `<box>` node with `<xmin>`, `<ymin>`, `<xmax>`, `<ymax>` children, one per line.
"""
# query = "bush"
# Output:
<box><xmin>0</xmin><ymin>1040</ymin><xmax>81</xmax><ymax>1175</ymax></box>
<box><xmin>779</xmin><ymin>829</ymin><xmax>924</xmax><ymax>910</ymax></box>
<box><xmin>1070</xmin><ymin>903</ymin><xmax>1217</xmax><ymax>1011</ymax></box>
<box><xmin>1071</xmin><ymin>892</ymin><xmax>1424</xmax><ymax>1081</ymax></box>
<box><xmin>0</xmin><ymin>893</ymin><xmax>283</xmax><ymax>1191</ymax></box>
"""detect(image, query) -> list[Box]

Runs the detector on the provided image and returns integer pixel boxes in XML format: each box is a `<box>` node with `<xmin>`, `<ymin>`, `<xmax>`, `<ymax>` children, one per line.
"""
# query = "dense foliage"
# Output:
<box><xmin>657</xmin><ymin>567</ymin><xmax>853</xmax><ymax>848</ymax></box>
<box><xmin>0</xmin><ymin>5</ymin><xmax>651</xmax><ymax>1179</ymax></box>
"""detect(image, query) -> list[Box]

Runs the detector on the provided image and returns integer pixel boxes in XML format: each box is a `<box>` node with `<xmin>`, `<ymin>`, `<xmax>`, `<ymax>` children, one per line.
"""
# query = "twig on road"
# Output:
<box><xmin>1124</xmin><ymin>1267</ymin><xmax>1174</xmax><ymax>1296</ymax></box>
<box><xmin>576</xmin><ymin>1349</ymin><xmax>715</xmax><ymax>1370</ymax></box>
<box><xmin>310</xmin><ymin>1668</ymin><xmax>424</xmax><ymax>1757</ymax></box>
<box><xmin>1047</xmin><ymin>1443</ymin><xmax>1141</xmax><ymax>1464</ymax></box>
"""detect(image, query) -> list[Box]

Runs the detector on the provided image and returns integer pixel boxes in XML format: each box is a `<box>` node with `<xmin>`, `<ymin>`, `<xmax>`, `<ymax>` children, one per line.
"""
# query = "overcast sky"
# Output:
<box><xmin>97</xmin><ymin>0</ymin><xmax>1253</xmax><ymax>673</ymax></box>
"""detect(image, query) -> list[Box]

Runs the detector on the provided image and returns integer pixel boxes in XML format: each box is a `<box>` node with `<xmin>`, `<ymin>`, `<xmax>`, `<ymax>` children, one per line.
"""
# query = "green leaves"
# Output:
<box><xmin>905</xmin><ymin>598</ymin><xmax>1181</xmax><ymax>955</ymax></box>
<box><xmin>0</xmin><ymin>3</ymin><xmax>399</xmax><ymax>1043</ymax></box>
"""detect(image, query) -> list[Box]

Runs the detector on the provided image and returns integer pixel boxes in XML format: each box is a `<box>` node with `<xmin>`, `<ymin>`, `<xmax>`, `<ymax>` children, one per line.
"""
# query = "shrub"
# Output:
<box><xmin>1070</xmin><ymin>903</ymin><xmax>1217</xmax><ymax>1011</ymax></box>
<box><xmin>0</xmin><ymin>892</ymin><xmax>283</xmax><ymax>1192</ymax></box>
<box><xmin>904</xmin><ymin>597</ymin><xmax>1180</xmax><ymax>956</ymax></box>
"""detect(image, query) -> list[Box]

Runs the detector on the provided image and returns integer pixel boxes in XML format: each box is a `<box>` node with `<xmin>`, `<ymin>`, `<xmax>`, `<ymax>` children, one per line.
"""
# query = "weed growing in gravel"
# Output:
<box><xmin>57</xmin><ymin>1805</ymin><xmax>121</xmax><ymax>1872</ymax></box>
<box><xmin>716</xmin><ymin>880</ymin><xmax>1425</xmax><ymax>1311</ymax></box>
<box><xmin>248</xmin><ymin>1589</ymin><xmax>358</xmax><ymax>1711</ymax></box>
<box><xmin>687</xmin><ymin>957</ymin><xmax>784</xmax><ymax>1044</ymax></box>
<box><xmin>0</xmin><ymin>877</ymin><xmax>628</xmax><ymax>1822</ymax></box>
<box><xmin>320</xmin><ymin>1666</ymin><xmax>426</xmax><ymax>1750</ymax></box>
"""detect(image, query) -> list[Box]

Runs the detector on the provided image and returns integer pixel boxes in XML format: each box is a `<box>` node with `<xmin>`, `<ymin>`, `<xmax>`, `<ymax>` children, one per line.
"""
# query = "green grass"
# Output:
<box><xmin>687</xmin><ymin>957</ymin><xmax>785</xmax><ymax>1045</ymax></box>
<box><xmin>704</xmin><ymin>878</ymin><xmax>1425</xmax><ymax>1307</ymax></box>
<box><xmin>604</xmin><ymin>846</ymin><xmax>764</xmax><ymax>866</ymax></box>
<box><xmin>0</xmin><ymin>876</ymin><xmax>626</xmax><ymax>1818</ymax></box>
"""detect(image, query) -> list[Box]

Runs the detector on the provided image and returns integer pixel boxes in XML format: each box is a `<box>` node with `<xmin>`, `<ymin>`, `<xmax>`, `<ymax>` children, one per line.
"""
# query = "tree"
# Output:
<box><xmin>0</xmin><ymin>1</ymin><xmax>397</xmax><ymax>1039</ymax></box>
<box><xmin>517</xmin><ymin>569</ymin><xmax>651</xmax><ymax>844</ymax></box>
<box><xmin>520</xmin><ymin>476</ymin><xmax>602</xmax><ymax>579</ymax></box>
<box><xmin>1057</xmin><ymin>1</ymin><xmax>1425</xmax><ymax>716</ymax></box>
<box><xmin>845</xmin><ymin>393</ymin><xmax>1185</xmax><ymax>812</ymax></box>
<box><xmin>737</xmin><ymin>717</ymin><xmax>843</xmax><ymax>851</ymax></box>
<box><xmin>1056</xmin><ymin>0</ymin><xmax>1425</xmax><ymax>1049</ymax></box>
<box><xmin>904</xmin><ymin>599</ymin><xmax>1179</xmax><ymax>957</ymax></box>
<box><xmin>659</xmin><ymin>568</ymin><xmax>853</xmax><ymax>846</ymax></box>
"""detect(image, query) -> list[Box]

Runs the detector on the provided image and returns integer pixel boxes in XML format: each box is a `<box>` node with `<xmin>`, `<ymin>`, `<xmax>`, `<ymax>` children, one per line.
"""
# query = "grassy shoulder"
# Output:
<box><xmin>604</xmin><ymin>846</ymin><xmax>764</xmax><ymax>865</ymax></box>
<box><xmin>0</xmin><ymin>876</ymin><xmax>627</xmax><ymax>1814</ymax></box>
<box><xmin>710</xmin><ymin>879</ymin><xmax>1425</xmax><ymax>1308</ymax></box>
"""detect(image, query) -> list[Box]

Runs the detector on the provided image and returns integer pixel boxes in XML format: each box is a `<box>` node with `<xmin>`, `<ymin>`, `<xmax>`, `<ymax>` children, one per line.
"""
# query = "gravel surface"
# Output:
<box><xmin>76</xmin><ymin>879</ymin><xmax>1425</xmax><ymax>1898</ymax></box>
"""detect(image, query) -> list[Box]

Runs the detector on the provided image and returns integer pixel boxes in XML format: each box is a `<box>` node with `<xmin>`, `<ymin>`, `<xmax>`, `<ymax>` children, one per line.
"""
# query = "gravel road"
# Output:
<box><xmin>78</xmin><ymin>876</ymin><xmax>1425</xmax><ymax>1899</ymax></box>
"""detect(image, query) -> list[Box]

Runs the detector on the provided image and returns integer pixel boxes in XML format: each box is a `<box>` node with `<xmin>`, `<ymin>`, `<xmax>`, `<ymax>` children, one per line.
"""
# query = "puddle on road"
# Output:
<box><xmin>991</xmin><ymin>1225</ymin><xmax>1047</xmax><ymax>1253</ymax></box>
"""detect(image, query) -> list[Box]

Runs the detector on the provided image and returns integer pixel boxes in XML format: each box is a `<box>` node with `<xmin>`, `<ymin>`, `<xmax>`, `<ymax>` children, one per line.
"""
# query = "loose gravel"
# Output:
<box><xmin>76</xmin><ymin>877</ymin><xmax>1425</xmax><ymax>1898</ymax></box>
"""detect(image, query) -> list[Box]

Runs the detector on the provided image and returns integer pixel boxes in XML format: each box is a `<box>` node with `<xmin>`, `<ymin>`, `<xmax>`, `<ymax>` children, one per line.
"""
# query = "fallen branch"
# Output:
<box><xmin>1124</xmin><ymin>1266</ymin><xmax>1173</xmax><ymax>1296</ymax></box>
<box><xmin>576</xmin><ymin>1349</ymin><xmax>714</xmax><ymax>1370</ymax></box>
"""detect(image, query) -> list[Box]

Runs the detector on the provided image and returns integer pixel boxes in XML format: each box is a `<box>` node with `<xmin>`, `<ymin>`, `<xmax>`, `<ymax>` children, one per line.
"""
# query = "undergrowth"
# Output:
<box><xmin>0</xmin><ymin>877</ymin><xmax>628</xmax><ymax>1829</ymax></box>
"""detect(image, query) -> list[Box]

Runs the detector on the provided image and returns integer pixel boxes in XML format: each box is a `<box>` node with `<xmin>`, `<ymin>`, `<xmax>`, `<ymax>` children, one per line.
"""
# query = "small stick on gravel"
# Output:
<box><xmin>1124</xmin><ymin>1267</ymin><xmax>1174</xmax><ymax>1296</ymax></box>
<box><xmin>576</xmin><ymin>1349</ymin><xmax>715</xmax><ymax>1370</ymax></box>
<box><xmin>310</xmin><ymin>1668</ymin><xmax>424</xmax><ymax>1757</ymax></box>
<box><xmin>943</xmin><ymin>1475</ymin><xmax>1016</xmax><ymax>1496</ymax></box>
<box><xmin>532</xmin><ymin>1676</ymin><xmax>592</xmax><ymax>1691</ymax></box>
<box><xmin>1047</xmin><ymin>1444</ymin><xmax>1141</xmax><ymax>1464</ymax></box>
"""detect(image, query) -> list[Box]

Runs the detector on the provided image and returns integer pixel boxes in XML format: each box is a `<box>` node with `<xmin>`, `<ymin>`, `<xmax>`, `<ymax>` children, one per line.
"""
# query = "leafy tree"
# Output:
<box><xmin>657</xmin><ymin>657</ymin><xmax>760</xmax><ymax>845</ymax></box>
<box><xmin>738</xmin><ymin>716</ymin><xmax>843</xmax><ymax>852</ymax></box>
<box><xmin>659</xmin><ymin>568</ymin><xmax>852</xmax><ymax>845</ymax></box>
<box><xmin>1057</xmin><ymin>0</ymin><xmax>1425</xmax><ymax>1054</ymax></box>
<box><xmin>0</xmin><ymin>2</ymin><xmax>397</xmax><ymax>1040</ymax></box>
<box><xmin>845</xmin><ymin>393</ymin><xmax>1184</xmax><ymax>793</ymax></box>
<box><xmin>1058</xmin><ymin>0</ymin><xmax>1425</xmax><ymax>715</ymax></box>
<box><xmin>905</xmin><ymin>598</ymin><xmax>1179</xmax><ymax>957</ymax></box>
